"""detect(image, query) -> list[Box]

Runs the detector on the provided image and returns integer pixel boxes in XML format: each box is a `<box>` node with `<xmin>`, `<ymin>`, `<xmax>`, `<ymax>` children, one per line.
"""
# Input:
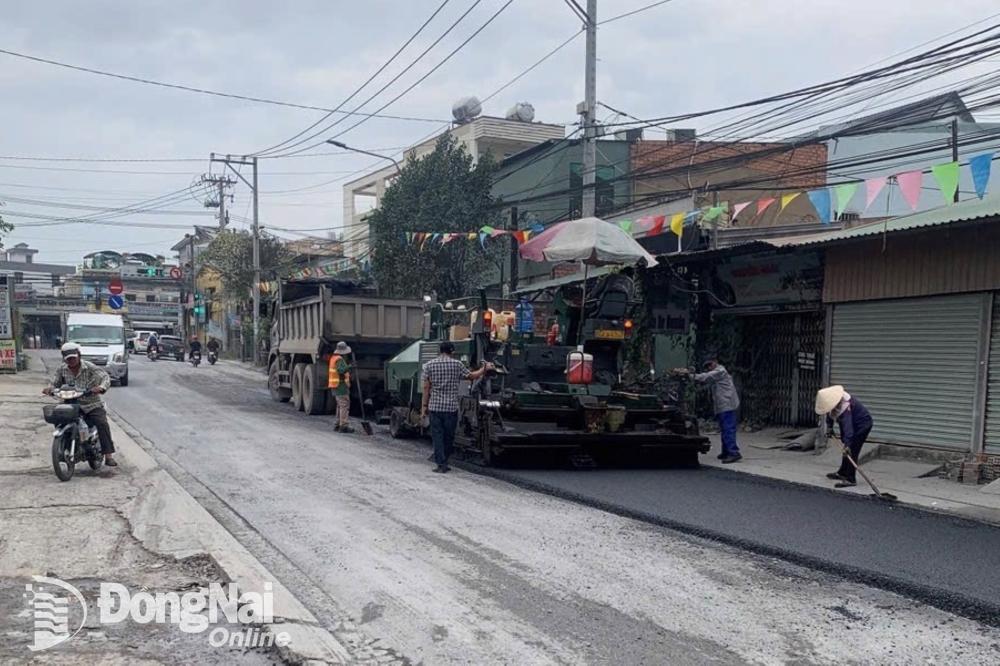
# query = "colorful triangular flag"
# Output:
<box><xmin>780</xmin><ymin>192</ymin><xmax>800</xmax><ymax>211</ymax></box>
<box><xmin>970</xmin><ymin>153</ymin><xmax>993</xmax><ymax>199</ymax></box>
<box><xmin>896</xmin><ymin>171</ymin><xmax>923</xmax><ymax>211</ymax></box>
<box><xmin>833</xmin><ymin>182</ymin><xmax>859</xmax><ymax>217</ymax></box>
<box><xmin>670</xmin><ymin>212</ymin><xmax>684</xmax><ymax>236</ymax></box>
<box><xmin>757</xmin><ymin>198</ymin><xmax>776</xmax><ymax>215</ymax></box>
<box><xmin>618</xmin><ymin>219</ymin><xmax>633</xmax><ymax>233</ymax></box>
<box><xmin>649</xmin><ymin>215</ymin><xmax>666</xmax><ymax>235</ymax></box>
<box><xmin>931</xmin><ymin>161</ymin><xmax>960</xmax><ymax>204</ymax></box>
<box><xmin>806</xmin><ymin>189</ymin><xmax>832</xmax><ymax>224</ymax></box>
<box><xmin>864</xmin><ymin>177</ymin><xmax>886</xmax><ymax>210</ymax></box>
<box><xmin>703</xmin><ymin>206</ymin><xmax>725</xmax><ymax>222</ymax></box>
<box><xmin>732</xmin><ymin>201</ymin><xmax>751</xmax><ymax>223</ymax></box>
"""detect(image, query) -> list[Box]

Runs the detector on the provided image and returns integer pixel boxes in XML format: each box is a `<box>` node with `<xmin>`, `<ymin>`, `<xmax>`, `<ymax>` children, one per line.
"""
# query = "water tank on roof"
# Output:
<box><xmin>505</xmin><ymin>102</ymin><xmax>535</xmax><ymax>123</ymax></box>
<box><xmin>452</xmin><ymin>96</ymin><xmax>483</xmax><ymax>123</ymax></box>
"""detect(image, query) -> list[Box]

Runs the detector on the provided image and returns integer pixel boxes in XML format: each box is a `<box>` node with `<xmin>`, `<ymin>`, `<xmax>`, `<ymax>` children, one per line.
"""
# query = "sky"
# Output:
<box><xmin>2</xmin><ymin>0</ymin><xmax>998</xmax><ymax>266</ymax></box>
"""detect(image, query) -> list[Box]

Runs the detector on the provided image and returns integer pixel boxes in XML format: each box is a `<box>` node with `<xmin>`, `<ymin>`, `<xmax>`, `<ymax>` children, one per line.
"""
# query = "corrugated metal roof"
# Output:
<box><xmin>513</xmin><ymin>265</ymin><xmax>614</xmax><ymax>294</ymax></box>
<box><xmin>765</xmin><ymin>196</ymin><xmax>1000</xmax><ymax>248</ymax></box>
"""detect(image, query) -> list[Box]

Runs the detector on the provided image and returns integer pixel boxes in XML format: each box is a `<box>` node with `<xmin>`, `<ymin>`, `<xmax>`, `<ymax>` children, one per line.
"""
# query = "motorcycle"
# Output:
<box><xmin>147</xmin><ymin>345</ymin><xmax>159</xmax><ymax>361</ymax></box>
<box><xmin>189</xmin><ymin>350</ymin><xmax>202</xmax><ymax>367</ymax></box>
<box><xmin>43</xmin><ymin>385</ymin><xmax>103</xmax><ymax>482</ymax></box>
<box><xmin>207</xmin><ymin>350</ymin><xmax>218</xmax><ymax>365</ymax></box>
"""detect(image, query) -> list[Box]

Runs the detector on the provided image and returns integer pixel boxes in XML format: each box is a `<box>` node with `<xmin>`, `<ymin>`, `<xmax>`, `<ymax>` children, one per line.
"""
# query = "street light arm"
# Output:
<box><xmin>326</xmin><ymin>139</ymin><xmax>401</xmax><ymax>175</ymax></box>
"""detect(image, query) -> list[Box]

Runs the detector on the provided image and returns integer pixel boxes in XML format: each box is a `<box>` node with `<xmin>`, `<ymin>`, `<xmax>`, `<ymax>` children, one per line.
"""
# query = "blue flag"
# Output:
<box><xmin>807</xmin><ymin>188</ymin><xmax>832</xmax><ymax>224</ymax></box>
<box><xmin>970</xmin><ymin>152</ymin><xmax>993</xmax><ymax>200</ymax></box>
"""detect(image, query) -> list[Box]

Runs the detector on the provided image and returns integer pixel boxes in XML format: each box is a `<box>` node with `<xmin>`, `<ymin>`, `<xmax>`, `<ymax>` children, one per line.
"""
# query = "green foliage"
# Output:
<box><xmin>370</xmin><ymin>135</ymin><xmax>504</xmax><ymax>299</ymax></box>
<box><xmin>0</xmin><ymin>213</ymin><xmax>11</xmax><ymax>250</ymax></box>
<box><xmin>199</xmin><ymin>230</ymin><xmax>293</xmax><ymax>300</ymax></box>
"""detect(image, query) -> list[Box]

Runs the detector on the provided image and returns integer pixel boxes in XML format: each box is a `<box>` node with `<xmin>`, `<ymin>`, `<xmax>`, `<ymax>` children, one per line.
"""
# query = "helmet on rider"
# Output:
<box><xmin>60</xmin><ymin>342</ymin><xmax>82</xmax><ymax>368</ymax></box>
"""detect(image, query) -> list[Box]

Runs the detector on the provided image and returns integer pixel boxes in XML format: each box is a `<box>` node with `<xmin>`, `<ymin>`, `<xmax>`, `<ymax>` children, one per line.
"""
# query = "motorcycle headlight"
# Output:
<box><xmin>112</xmin><ymin>353</ymin><xmax>124</xmax><ymax>363</ymax></box>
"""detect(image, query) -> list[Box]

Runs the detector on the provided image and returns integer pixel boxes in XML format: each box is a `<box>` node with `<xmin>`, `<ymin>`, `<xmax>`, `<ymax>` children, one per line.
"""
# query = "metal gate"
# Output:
<box><xmin>731</xmin><ymin>311</ymin><xmax>824</xmax><ymax>427</ymax></box>
<box><xmin>830</xmin><ymin>294</ymin><xmax>986</xmax><ymax>450</ymax></box>
<box><xmin>982</xmin><ymin>294</ymin><xmax>1000</xmax><ymax>453</ymax></box>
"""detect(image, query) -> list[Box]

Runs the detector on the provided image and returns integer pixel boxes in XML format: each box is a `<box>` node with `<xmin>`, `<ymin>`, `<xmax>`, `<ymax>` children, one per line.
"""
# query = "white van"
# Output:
<box><xmin>65</xmin><ymin>313</ymin><xmax>129</xmax><ymax>386</ymax></box>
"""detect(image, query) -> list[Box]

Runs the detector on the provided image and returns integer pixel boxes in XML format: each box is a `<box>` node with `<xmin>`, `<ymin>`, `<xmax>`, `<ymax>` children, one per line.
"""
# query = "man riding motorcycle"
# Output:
<box><xmin>147</xmin><ymin>332</ymin><xmax>160</xmax><ymax>357</ymax></box>
<box><xmin>42</xmin><ymin>342</ymin><xmax>117</xmax><ymax>467</ymax></box>
<box><xmin>189</xmin><ymin>336</ymin><xmax>202</xmax><ymax>355</ymax></box>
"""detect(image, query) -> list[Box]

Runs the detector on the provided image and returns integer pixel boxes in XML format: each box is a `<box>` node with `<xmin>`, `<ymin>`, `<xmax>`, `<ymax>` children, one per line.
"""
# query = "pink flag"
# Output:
<box><xmin>864</xmin><ymin>177</ymin><xmax>886</xmax><ymax>210</ymax></box>
<box><xmin>757</xmin><ymin>198</ymin><xmax>776</xmax><ymax>215</ymax></box>
<box><xmin>732</xmin><ymin>201</ymin><xmax>752</xmax><ymax>222</ymax></box>
<box><xmin>896</xmin><ymin>171</ymin><xmax>923</xmax><ymax>211</ymax></box>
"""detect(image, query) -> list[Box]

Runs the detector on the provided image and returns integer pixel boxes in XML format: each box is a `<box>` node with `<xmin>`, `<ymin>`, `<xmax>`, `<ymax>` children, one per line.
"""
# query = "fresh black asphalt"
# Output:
<box><xmin>465</xmin><ymin>463</ymin><xmax>1000</xmax><ymax>626</ymax></box>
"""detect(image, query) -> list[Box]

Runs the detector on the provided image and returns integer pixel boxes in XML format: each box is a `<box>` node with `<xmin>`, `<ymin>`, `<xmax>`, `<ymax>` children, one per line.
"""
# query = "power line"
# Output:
<box><xmin>252</xmin><ymin>0</ymin><xmax>454</xmax><ymax>157</ymax></box>
<box><xmin>600</xmin><ymin>0</ymin><xmax>676</xmax><ymax>25</ymax></box>
<box><xmin>0</xmin><ymin>47</ymin><xmax>448</xmax><ymax>123</ymax></box>
<box><xmin>265</xmin><ymin>0</ymin><xmax>515</xmax><ymax>159</ymax></box>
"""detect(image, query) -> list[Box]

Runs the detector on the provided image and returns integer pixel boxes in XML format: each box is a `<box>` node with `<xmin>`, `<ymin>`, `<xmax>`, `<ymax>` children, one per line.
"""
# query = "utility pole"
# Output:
<box><xmin>209</xmin><ymin>153</ymin><xmax>261</xmax><ymax>363</ymax></box>
<box><xmin>951</xmin><ymin>118</ymin><xmax>960</xmax><ymax>203</ymax></box>
<box><xmin>509</xmin><ymin>206</ymin><xmax>519</xmax><ymax>295</ymax></box>
<box><xmin>199</xmin><ymin>174</ymin><xmax>235</xmax><ymax>228</ymax></box>
<box><xmin>580</xmin><ymin>0</ymin><xmax>598</xmax><ymax>218</ymax></box>
<box><xmin>252</xmin><ymin>156</ymin><xmax>260</xmax><ymax>364</ymax></box>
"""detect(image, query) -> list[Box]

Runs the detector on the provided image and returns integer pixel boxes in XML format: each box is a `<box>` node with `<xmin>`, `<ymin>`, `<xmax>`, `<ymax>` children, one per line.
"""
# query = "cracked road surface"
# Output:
<box><xmin>101</xmin><ymin>354</ymin><xmax>1000</xmax><ymax>664</ymax></box>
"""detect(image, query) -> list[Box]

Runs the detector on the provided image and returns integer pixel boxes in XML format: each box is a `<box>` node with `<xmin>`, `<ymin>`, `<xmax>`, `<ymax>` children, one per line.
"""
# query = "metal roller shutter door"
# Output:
<box><xmin>983</xmin><ymin>295</ymin><xmax>1000</xmax><ymax>453</ymax></box>
<box><xmin>830</xmin><ymin>294</ymin><xmax>984</xmax><ymax>450</ymax></box>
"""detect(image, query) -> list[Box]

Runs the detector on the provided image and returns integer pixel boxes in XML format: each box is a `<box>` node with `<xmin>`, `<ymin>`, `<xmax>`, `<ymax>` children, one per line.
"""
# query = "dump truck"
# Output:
<box><xmin>384</xmin><ymin>278</ymin><xmax>709</xmax><ymax>465</ymax></box>
<box><xmin>266</xmin><ymin>278</ymin><xmax>425</xmax><ymax>415</ymax></box>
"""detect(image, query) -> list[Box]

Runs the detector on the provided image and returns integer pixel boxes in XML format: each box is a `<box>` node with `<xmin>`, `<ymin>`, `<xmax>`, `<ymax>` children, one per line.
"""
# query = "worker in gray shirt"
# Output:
<box><xmin>676</xmin><ymin>354</ymin><xmax>742</xmax><ymax>463</ymax></box>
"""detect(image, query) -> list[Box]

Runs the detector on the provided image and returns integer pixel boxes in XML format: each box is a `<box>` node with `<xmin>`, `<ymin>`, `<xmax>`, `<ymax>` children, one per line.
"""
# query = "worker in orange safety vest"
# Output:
<box><xmin>328</xmin><ymin>341</ymin><xmax>353</xmax><ymax>433</ymax></box>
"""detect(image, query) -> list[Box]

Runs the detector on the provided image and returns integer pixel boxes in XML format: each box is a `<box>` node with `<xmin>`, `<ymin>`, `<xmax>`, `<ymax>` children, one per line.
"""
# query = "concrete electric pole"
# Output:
<box><xmin>199</xmin><ymin>174</ymin><xmax>235</xmax><ymax>229</ymax></box>
<box><xmin>580</xmin><ymin>0</ymin><xmax>598</xmax><ymax>218</ymax></box>
<box><xmin>209</xmin><ymin>154</ymin><xmax>261</xmax><ymax>363</ymax></box>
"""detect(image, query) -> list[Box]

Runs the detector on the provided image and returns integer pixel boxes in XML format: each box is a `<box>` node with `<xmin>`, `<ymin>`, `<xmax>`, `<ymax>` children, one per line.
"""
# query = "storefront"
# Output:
<box><xmin>706</xmin><ymin>249</ymin><xmax>826</xmax><ymax>427</ymax></box>
<box><xmin>817</xmin><ymin>200</ymin><xmax>1000</xmax><ymax>459</ymax></box>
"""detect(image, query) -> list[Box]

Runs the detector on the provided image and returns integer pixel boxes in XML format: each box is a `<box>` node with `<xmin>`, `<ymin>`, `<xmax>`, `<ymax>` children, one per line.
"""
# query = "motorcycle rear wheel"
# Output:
<box><xmin>52</xmin><ymin>434</ymin><xmax>75</xmax><ymax>482</ymax></box>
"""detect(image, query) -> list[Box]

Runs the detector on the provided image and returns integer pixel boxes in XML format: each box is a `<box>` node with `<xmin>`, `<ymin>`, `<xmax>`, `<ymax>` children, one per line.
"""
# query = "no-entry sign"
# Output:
<box><xmin>109</xmin><ymin>278</ymin><xmax>124</xmax><ymax>295</ymax></box>
<box><xmin>169</xmin><ymin>266</ymin><xmax>182</xmax><ymax>280</ymax></box>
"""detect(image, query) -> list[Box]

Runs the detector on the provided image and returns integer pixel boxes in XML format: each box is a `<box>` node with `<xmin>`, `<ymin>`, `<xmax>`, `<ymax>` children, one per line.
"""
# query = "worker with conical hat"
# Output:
<box><xmin>816</xmin><ymin>385</ymin><xmax>874</xmax><ymax>488</ymax></box>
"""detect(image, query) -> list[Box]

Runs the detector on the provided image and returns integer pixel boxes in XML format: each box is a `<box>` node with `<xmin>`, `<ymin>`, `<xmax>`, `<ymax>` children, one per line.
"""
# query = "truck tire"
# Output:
<box><xmin>323</xmin><ymin>390</ymin><xmax>338</xmax><ymax>415</ymax></box>
<box><xmin>268</xmin><ymin>361</ymin><xmax>291</xmax><ymax>403</ymax></box>
<box><xmin>119</xmin><ymin>370</ymin><xmax>129</xmax><ymax>387</ymax></box>
<box><xmin>302</xmin><ymin>363</ymin><xmax>326</xmax><ymax>415</ymax></box>
<box><xmin>291</xmin><ymin>363</ymin><xmax>306</xmax><ymax>412</ymax></box>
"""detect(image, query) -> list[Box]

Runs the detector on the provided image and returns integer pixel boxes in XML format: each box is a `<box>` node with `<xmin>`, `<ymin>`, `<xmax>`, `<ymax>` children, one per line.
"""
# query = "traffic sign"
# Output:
<box><xmin>169</xmin><ymin>266</ymin><xmax>182</xmax><ymax>280</ymax></box>
<box><xmin>108</xmin><ymin>294</ymin><xmax>124</xmax><ymax>310</ymax></box>
<box><xmin>109</xmin><ymin>278</ymin><xmax>124</xmax><ymax>295</ymax></box>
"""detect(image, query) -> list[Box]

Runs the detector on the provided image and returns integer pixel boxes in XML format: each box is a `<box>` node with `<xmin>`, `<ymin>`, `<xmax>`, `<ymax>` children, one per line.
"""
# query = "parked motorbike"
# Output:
<box><xmin>207</xmin><ymin>350</ymin><xmax>218</xmax><ymax>365</ymax></box>
<box><xmin>190</xmin><ymin>350</ymin><xmax>202</xmax><ymax>367</ymax></box>
<box><xmin>43</xmin><ymin>385</ymin><xmax>103</xmax><ymax>482</ymax></box>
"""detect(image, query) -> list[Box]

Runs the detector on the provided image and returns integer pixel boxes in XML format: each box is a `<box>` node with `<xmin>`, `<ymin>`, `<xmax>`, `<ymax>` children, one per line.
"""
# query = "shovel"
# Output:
<box><xmin>351</xmin><ymin>353</ymin><xmax>374</xmax><ymax>436</ymax></box>
<box><xmin>834</xmin><ymin>439</ymin><xmax>898</xmax><ymax>502</ymax></box>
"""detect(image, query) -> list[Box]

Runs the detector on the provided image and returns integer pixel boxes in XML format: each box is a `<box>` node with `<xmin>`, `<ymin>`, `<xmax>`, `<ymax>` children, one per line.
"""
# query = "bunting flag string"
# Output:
<box><xmin>400</xmin><ymin>152</ymin><xmax>996</xmax><ymax>254</ymax></box>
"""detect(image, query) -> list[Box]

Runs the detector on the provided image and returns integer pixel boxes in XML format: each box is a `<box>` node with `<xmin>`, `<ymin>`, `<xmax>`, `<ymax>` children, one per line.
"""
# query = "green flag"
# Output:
<box><xmin>834</xmin><ymin>183</ymin><xmax>859</xmax><ymax>216</ymax></box>
<box><xmin>931</xmin><ymin>161</ymin><xmax>959</xmax><ymax>204</ymax></box>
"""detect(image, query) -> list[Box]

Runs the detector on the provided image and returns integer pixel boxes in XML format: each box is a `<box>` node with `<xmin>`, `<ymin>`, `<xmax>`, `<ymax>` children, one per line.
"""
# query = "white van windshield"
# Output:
<box><xmin>67</xmin><ymin>325</ymin><xmax>122</xmax><ymax>345</ymax></box>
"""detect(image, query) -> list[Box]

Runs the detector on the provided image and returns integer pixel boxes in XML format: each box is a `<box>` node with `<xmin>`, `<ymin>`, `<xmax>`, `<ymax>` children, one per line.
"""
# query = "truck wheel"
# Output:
<box><xmin>268</xmin><ymin>361</ymin><xmax>291</xmax><ymax>403</ymax></box>
<box><xmin>119</xmin><ymin>370</ymin><xmax>129</xmax><ymax>387</ymax></box>
<box><xmin>302</xmin><ymin>363</ymin><xmax>326</xmax><ymax>415</ymax></box>
<box><xmin>291</xmin><ymin>363</ymin><xmax>306</xmax><ymax>411</ymax></box>
<box><xmin>323</xmin><ymin>390</ymin><xmax>338</xmax><ymax>415</ymax></box>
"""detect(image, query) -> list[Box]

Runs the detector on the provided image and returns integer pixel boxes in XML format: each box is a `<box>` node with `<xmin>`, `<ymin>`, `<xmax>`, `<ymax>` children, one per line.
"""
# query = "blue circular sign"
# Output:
<box><xmin>108</xmin><ymin>294</ymin><xmax>124</xmax><ymax>310</ymax></box>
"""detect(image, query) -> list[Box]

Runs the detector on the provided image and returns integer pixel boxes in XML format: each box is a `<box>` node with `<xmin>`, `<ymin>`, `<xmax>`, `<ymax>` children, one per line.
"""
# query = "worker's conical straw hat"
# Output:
<box><xmin>815</xmin><ymin>385</ymin><xmax>845</xmax><ymax>414</ymax></box>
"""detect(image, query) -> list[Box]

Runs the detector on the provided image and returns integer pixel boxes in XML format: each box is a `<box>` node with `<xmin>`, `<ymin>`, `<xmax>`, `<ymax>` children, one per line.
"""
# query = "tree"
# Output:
<box><xmin>0</xmin><ymin>212</ymin><xmax>11</xmax><ymax>250</ymax></box>
<box><xmin>198</xmin><ymin>230</ymin><xmax>293</xmax><ymax>300</ymax></box>
<box><xmin>370</xmin><ymin>136</ymin><xmax>504</xmax><ymax>299</ymax></box>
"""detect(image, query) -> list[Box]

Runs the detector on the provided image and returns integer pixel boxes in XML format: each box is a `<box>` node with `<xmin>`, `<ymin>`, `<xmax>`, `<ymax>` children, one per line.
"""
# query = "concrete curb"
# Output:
<box><xmin>105</xmin><ymin>415</ymin><xmax>352</xmax><ymax>664</ymax></box>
